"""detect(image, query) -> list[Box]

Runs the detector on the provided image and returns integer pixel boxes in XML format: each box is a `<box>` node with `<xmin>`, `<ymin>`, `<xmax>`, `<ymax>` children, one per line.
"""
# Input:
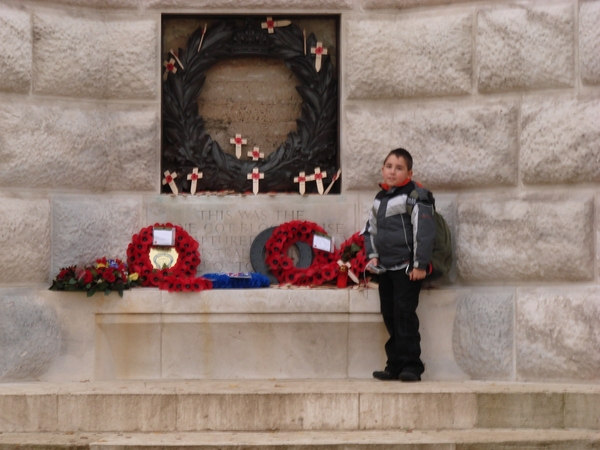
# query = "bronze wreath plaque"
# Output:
<box><xmin>162</xmin><ymin>17</ymin><xmax>339</xmax><ymax>194</ymax></box>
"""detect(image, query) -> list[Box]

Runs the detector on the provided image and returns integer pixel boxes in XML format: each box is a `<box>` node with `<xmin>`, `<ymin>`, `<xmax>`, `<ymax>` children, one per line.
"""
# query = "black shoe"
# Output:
<box><xmin>372</xmin><ymin>370</ymin><xmax>399</xmax><ymax>380</ymax></box>
<box><xmin>398</xmin><ymin>371</ymin><xmax>421</xmax><ymax>382</ymax></box>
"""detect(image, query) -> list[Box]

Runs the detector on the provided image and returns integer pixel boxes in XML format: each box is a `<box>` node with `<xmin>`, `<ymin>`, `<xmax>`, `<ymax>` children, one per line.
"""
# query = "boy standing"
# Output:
<box><xmin>363</xmin><ymin>148</ymin><xmax>436</xmax><ymax>382</ymax></box>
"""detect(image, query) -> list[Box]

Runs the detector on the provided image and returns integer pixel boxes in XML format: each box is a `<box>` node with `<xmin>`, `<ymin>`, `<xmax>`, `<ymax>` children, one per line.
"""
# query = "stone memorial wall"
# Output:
<box><xmin>0</xmin><ymin>0</ymin><xmax>599</xmax><ymax>382</ymax></box>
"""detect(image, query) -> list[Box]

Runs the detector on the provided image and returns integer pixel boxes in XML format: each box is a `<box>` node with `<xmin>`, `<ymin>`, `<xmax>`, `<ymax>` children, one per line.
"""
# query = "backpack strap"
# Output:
<box><xmin>406</xmin><ymin>184</ymin><xmax>435</xmax><ymax>215</ymax></box>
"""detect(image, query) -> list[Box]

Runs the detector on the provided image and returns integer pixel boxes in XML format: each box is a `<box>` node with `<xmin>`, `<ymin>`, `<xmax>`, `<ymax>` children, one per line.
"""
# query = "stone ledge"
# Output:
<box><xmin>0</xmin><ymin>381</ymin><xmax>599</xmax><ymax>433</ymax></box>
<box><xmin>0</xmin><ymin>429</ymin><xmax>599</xmax><ymax>448</ymax></box>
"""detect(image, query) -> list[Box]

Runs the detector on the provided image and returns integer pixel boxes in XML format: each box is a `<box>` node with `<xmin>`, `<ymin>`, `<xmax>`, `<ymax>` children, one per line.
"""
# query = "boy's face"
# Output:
<box><xmin>382</xmin><ymin>155</ymin><xmax>412</xmax><ymax>186</ymax></box>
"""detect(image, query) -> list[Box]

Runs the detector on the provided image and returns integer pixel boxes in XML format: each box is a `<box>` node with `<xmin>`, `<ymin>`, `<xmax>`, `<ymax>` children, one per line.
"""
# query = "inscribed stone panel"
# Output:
<box><xmin>146</xmin><ymin>196</ymin><xmax>357</xmax><ymax>274</ymax></box>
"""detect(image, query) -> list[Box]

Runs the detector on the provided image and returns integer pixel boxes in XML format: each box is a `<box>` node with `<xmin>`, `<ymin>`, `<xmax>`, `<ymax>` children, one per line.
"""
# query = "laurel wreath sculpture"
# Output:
<box><xmin>162</xmin><ymin>18</ymin><xmax>339</xmax><ymax>194</ymax></box>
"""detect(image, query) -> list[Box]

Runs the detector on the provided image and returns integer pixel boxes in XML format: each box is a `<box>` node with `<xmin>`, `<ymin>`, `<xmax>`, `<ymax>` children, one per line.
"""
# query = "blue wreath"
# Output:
<box><xmin>203</xmin><ymin>272</ymin><xmax>270</xmax><ymax>289</ymax></box>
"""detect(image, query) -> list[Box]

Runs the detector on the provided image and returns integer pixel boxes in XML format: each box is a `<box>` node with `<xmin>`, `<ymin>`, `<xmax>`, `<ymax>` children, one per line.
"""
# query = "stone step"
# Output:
<box><xmin>1</xmin><ymin>430</ymin><xmax>600</xmax><ymax>450</ymax></box>
<box><xmin>1</xmin><ymin>380</ymin><xmax>599</xmax><ymax>433</ymax></box>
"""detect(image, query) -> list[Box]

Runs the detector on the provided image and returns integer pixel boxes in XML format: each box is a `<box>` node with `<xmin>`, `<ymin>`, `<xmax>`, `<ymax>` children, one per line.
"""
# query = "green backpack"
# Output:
<box><xmin>406</xmin><ymin>189</ymin><xmax>453</xmax><ymax>280</ymax></box>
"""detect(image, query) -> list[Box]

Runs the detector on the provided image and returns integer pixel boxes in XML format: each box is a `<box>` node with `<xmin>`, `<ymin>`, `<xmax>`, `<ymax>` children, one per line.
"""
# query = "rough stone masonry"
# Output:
<box><xmin>0</xmin><ymin>0</ymin><xmax>599</xmax><ymax>382</ymax></box>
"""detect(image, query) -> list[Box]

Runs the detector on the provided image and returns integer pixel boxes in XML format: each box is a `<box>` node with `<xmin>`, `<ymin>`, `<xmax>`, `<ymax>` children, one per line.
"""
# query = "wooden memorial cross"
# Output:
<box><xmin>247</xmin><ymin>146</ymin><xmax>264</xmax><ymax>161</ymax></box>
<box><xmin>247</xmin><ymin>168</ymin><xmax>264</xmax><ymax>195</ymax></box>
<box><xmin>293</xmin><ymin>171</ymin><xmax>314</xmax><ymax>195</ymax></box>
<box><xmin>162</xmin><ymin>170</ymin><xmax>178</xmax><ymax>195</ymax></box>
<box><xmin>162</xmin><ymin>58</ymin><xmax>177</xmax><ymax>80</ymax></box>
<box><xmin>187</xmin><ymin>167</ymin><xmax>203</xmax><ymax>195</ymax></box>
<box><xmin>261</xmin><ymin>16</ymin><xmax>291</xmax><ymax>34</ymax></box>
<box><xmin>310</xmin><ymin>41</ymin><xmax>328</xmax><ymax>72</ymax></box>
<box><xmin>197</xmin><ymin>23</ymin><xmax>208</xmax><ymax>52</ymax></box>
<box><xmin>229</xmin><ymin>134</ymin><xmax>248</xmax><ymax>159</ymax></box>
<box><xmin>310</xmin><ymin>167</ymin><xmax>327</xmax><ymax>195</ymax></box>
<box><xmin>324</xmin><ymin>168</ymin><xmax>342</xmax><ymax>195</ymax></box>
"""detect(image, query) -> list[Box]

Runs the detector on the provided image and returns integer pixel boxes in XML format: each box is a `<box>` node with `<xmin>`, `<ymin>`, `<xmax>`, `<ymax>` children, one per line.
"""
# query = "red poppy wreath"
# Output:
<box><xmin>337</xmin><ymin>232</ymin><xmax>370</xmax><ymax>284</ymax></box>
<box><xmin>265</xmin><ymin>220</ymin><xmax>339</xmax><ymax>286</ymax></box>
<box><xmin>127</xmin><ymin>223</ymin><xmax>204</xmax><ymax>288</ymax></box>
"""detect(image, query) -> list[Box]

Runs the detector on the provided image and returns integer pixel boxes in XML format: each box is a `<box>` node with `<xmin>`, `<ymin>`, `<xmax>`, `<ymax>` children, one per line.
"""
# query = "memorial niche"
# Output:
<box><xmin>161</xmin><ymin>16</ymin><xmax>339</xmax><ymax>195</ymax></box>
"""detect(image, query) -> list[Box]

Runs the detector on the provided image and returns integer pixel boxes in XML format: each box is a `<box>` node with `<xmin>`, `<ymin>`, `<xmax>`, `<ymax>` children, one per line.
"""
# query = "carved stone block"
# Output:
<box><xmin>0</xmin><ymin>5</ymin><xmax>31</xmax><ymax>94</ymax></box>
<box><xmin>521</xmin><ymin>97</ymin><xmax>600</xmax><ymax>184</ymax></box>
<box><xmin>346</xmin><ymin>12</ymin><xmax>472</xmax><ymax>99</ymax></box>
<box><xmin>0</xmin><ymin>196</ymin><xmax>50</xmax><ymax>284</ymax></box>
<box><xmin>477</xmin><ymin>4</ymin><xmax>574</xmax><ymax>93</ymax></box>
<box><xmin>457</xmin><ymin>193</ymin><xmax>594</xmax><ymax>282</ymax></box>
<box><xmin>580</xmin><ymin>1</ymin><xmax>600</xmax><ymax>86</ymax></box>
<box><xmin>345</xmin><ymin>102</ymin><xmax>518</xmax><ymax>190</ymax></box>
<box><xmin>516</xmin><ymin>287</ymin><xmax>600</xmax><ymax>381</ymax></box>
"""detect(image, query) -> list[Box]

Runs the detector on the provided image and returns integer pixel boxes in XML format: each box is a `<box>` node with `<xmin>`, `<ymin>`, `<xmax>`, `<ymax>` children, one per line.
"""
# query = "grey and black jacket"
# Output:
<box><xmin>362</xmin><ymin>181</ymin><xmax>436</xmax><ymax>271</ymax></box>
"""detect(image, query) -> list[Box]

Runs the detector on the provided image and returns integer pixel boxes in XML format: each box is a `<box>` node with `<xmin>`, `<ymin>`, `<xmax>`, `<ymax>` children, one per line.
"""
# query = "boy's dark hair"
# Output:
<box><xmin>384</xmin><ymin>148</ymin><xmax>413</xmax><ymax>171</ymax></box>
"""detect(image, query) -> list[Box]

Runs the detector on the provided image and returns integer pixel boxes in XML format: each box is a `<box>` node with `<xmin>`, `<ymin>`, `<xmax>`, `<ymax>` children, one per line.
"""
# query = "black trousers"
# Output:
<box><xmin>378</xmin><ymin>269</ymin><xmax>424</xmax><ymax>375</ymax></box>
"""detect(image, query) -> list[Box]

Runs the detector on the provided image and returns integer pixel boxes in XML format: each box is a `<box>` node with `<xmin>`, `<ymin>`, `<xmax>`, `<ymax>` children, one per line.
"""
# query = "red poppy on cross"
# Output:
<box><xmin>163</xmin><ymin>58</ymin><xmax>177</xmax><ymax>80</ymax></box>
<box><xmin>261</xmin><ymin>16</ymin><xmax>292</xmax><ymax>34</ymax></box>
<box><xmin>310</xmin><ymin>41</ymin><xmax>328</xmax><ymax>72</ymax></box>
<box><xmin>293</xmin><ymin>171</ymin><xmax>315</xmax><ymax>195</ymax></box>
<box><xmin>247</xmin><ymin>168</ymin><xmax>265</xmax><ymax>195</ymax></box>
<box><xmin>187</xmin><ymin>167</ymin><xmax>203</xmax><ymax>195</ymax></box>
<box><xmin>247</xmin><ymin>146</ymin><xmax>264</xmax><ymax>161</ymax></box>
<box><xmin>229</xmin><ymin>134</ymin><xmax>248</xmax><ymax>159</ymax></box>
<box><xmin>310</xmin><ymin>167</ymin><xmax>327</xmax><ymax>195</ymax></box>
<box><xmin>162</xmin><ymin>170</ymin><xmax>178</xmax><ymax>195</ymax></box>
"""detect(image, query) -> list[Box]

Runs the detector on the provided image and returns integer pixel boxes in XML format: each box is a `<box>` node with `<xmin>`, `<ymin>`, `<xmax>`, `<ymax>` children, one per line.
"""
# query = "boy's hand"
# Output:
<box><xmin>367</xmin><ymin>258</ymin><xmax>379</xmax><ymax>273</ymax></box>
<box><xmin>409</xmin><ymin>268</ymin><xmax>426</xmax><ymax>281</ymax></box>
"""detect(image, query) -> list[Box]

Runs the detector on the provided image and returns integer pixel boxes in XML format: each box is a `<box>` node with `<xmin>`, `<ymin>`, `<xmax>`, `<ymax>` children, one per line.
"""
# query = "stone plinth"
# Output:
<box><xmin>31</xmin><ymin>286</ymin><xmax>468</xmax><ymax>382</ymax></box>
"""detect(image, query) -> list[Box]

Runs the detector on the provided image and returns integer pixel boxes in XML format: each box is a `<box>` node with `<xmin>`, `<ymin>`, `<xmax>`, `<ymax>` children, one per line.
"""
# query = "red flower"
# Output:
<box><xmin>280</xmin><ymin>259</ymin><xmax>292</xmax><ymax>269</ymax></box>
<box><xmin>58</xmin><ymin>266</ymin><xmax>75</xmax><ymax>280</ymax></box>
<box><xmin>322</xmin><ymin>268</ymin><xmax>334</xmax><ymax>280</ymax></box>
<box><xmin>78</xmin><ymin>269</ymin><xmax>93</xmax><ymax>284</ymax></box>
<box><xmin>284</xmin><ymin>271</ymin><xmax>296</xmax><ymax>283</ymax></box>
<box><xmin>103</xmin><ymin>271</ymin><xmax>116</xmax><ymax>283</ymax></box>
<box><xmin>266</xmin><ymin>254</ymin><xmax>280</xmax><ymax>269</ymax></box>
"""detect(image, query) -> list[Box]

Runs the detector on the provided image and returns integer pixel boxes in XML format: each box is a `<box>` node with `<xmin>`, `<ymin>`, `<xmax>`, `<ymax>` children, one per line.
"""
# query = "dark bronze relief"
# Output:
<box><xmin>162</xmin><ymin>17</ymin><xmax>339</xmax><ymax>194</ymax></box>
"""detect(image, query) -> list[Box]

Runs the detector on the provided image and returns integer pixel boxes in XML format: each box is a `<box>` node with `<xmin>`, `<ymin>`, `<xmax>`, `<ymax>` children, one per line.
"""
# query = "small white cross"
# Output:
<box><xmin>247</xmin><ymin>146</ymin><xmax>264</xmax><ymax>161</ymax></box>
<box><xmin>293</xmin><ymin>171</ymin><xmax>314</xmax><ymax>195</ymax></box>
<box><xmin>247</xmin><ymin>168</ymin><xmax>264</xmax><ymax>195</ymax></box>
<box><xmin>324</xmin><ymin>168</ymin><xmax>342</xmax><ymax>195</ymax></box>
<box><xmin>163</xmin><ymin>58</ymin><xmax>177</xmax><ymax>80</ymax></box>
<box><xmin>310</xmin><ymin>167</ymin><xmax>327</xmax><ymax>195</ymax></box>
<box><xmin>197</xmin><ymin>23</ymin><xmax>207</xmax><ymax>52</ymax></box>
<box><xmin>187</xmin><ymin>167</ymin><xmax>203</xmax><ymax>195</ymax></box>
<box><xmin>169</xmin><ymin>49</ymin><xmax>184</xmax><ymax>70</ymax></box>
<box><xmin>310</xmin><ymin>41</ymin><xmax>328</xmax><ymax>72</ymax></box>
<box><xmin>261</xmin><ymin>16</ymin><xmax>291</xmax><ymax>34</ymax></box>
<box><xmin>229</xmin><ymin>134</ymin><xmax>248</xmax><ymax>159</ymax></box>
<box><xmin>162</xmin><ymin>170</ymin><xmax>178</xmax><ymax>195</ymax></box>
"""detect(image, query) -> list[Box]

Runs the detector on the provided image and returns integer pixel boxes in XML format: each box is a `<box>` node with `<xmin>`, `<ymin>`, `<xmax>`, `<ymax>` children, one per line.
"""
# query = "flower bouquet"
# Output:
<box><xmin>49</xmin><ymin>258</ymin><xmax>141</xmax><ymax>297</ymax></box>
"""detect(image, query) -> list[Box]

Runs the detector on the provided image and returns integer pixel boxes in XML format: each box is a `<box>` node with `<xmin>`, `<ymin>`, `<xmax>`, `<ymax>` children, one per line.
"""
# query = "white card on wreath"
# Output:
<box><xmin>312</xmin><ymin>234</ymin><xmax>334</xmax><ymax>253</ymax></box>
<box><xmin>153</xmin><ymin>227</ymin><xmax>175</xmax><ymax>246</ymax></box>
